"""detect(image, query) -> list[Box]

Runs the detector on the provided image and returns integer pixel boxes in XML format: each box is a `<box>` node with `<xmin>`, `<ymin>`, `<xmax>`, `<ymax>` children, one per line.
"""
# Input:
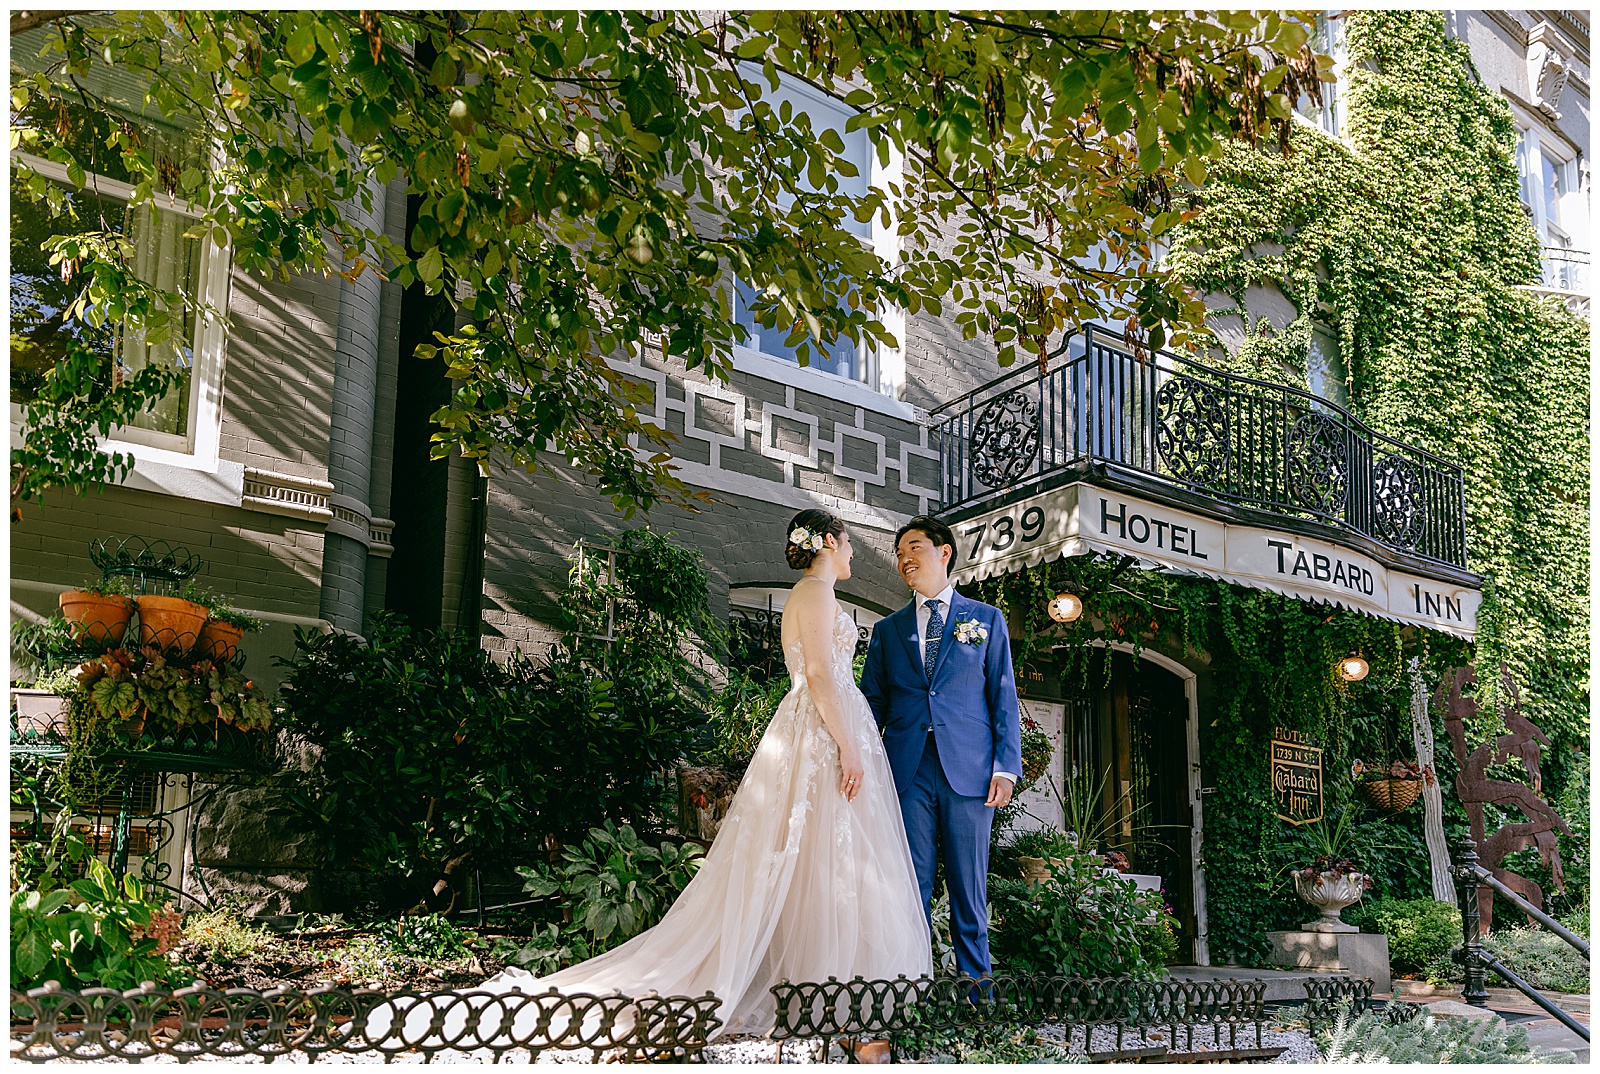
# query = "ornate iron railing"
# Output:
<box><xmin>932</xmin><ymin>325</ymin><xmax>1468</xmax><ymax>569</ymax></box>
<box><xmin>1540</xmin><ymin>245</ymin><xmax>1588</xmax><ymax>295</ymax></box>
<box><xmin>1454</xmin><ymin>839</ymin><xmax>1591</xmax><ymax>1043</ymax></box>
<box><xmin>9</xmin><ymin>982</ymin><xmax>723</xmax><ymax>1063</ymax></box>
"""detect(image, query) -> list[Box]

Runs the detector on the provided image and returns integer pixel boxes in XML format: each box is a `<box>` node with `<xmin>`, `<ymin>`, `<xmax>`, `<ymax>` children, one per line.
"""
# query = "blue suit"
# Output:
<box><xmin>860</xmin><ymin>589</ymin><xmax>1021</xmax><ymax>978</ymax></box>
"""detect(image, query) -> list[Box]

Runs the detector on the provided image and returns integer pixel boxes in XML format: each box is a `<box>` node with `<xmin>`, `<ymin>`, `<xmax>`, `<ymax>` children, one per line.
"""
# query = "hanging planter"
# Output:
<box><xmin>195</xmin><ymin>619</ymin><xmax>245</xmax><ymax>662</ymax></box>
<box><xmin>135</xmin><ymin>594</ymin><xmax>209</xmax><ymax>655</ymax></box>
<box><xmin>58</xmin><ymin>589</ymin><xmax>134</xmax><ymax>645</ymax></box>
<box><xmin>1352</xmin><ymin>759</ymin><xmax>1424</xmax><ymax>814</ymax></box>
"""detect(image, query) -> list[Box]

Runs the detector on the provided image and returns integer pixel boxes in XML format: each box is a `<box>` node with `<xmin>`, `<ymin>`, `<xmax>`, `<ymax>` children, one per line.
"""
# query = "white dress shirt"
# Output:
<box><xmin>914</xmin><ymin>585</ymin><xmax>1017</xmax><ymax>786</ymax></box>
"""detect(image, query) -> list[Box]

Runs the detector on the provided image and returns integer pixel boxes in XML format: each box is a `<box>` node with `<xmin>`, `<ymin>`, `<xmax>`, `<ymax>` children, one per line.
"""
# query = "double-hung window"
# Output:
<box><xmin>10</xmin><ymin>98</ymin><xmax>231</xmax><ymax>460</ymax></box>
<box><xmin>731</xmin><ymin>73</ymin><xmax>905</xmax><ymax>401</ymax></box>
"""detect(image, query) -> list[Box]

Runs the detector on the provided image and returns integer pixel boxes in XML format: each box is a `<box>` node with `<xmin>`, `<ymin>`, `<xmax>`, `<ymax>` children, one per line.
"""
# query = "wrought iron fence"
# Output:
<box><xmin>13</xmin><ymin>973</ymin><xmax>1372</xmax><ymax>1063</ymax></box>
<box><xmin>770</xmin><ymin>972</ymin><xmax>1369</xmax><ymax>1062</ymax></box>
<box><xmin>9</xmin><ymin>981</ymin><xmax>724</xmax><ymax>1063</ymax></box>
<box><xmin>727</xmin><ymin>601</ymin><xmax>869</xmax><ymax>684</ymax></box>
<box><xmin>933</xmin><ymin>325</ymin><xmax>1468</xmax><ymax>568</ymax></box>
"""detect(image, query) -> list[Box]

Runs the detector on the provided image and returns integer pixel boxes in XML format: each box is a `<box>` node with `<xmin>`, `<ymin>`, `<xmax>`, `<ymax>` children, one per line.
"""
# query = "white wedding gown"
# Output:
<box><xmin>484</xmin><ymin>606</ymin><xmax>932</xmax><ymax>1035</ymax></box>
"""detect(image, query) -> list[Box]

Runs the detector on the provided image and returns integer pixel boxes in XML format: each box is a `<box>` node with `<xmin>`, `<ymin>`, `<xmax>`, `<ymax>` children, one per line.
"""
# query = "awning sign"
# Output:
<box><xmin>1271</xmin><ymin>727</ymin><xmax>1325</xmax><ymax>826</ymax></box>
<box><xmin>950</xmin><ymin>483</ymin><xmax>1479</xmax><ymax>638</ymax></box>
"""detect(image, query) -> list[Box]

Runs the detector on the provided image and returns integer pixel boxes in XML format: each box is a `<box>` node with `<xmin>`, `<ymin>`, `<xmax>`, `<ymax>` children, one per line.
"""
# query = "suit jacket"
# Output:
<box><xmin>860</xmin><ymin>589</ymin><xmax>1022</xmax><ymax>799</ymax></box>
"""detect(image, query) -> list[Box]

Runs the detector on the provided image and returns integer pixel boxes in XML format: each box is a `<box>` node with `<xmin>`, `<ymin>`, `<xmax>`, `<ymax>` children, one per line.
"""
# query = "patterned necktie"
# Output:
<box><xmin>923</xmin><ymin>598</ymin><xmax>943</xmax><ymax>680</ymax></box>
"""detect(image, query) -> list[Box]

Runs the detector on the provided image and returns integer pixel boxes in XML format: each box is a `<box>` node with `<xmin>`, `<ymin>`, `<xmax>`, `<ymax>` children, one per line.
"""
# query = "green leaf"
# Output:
<box><xmin>417</xmin><ymin>248</ymin><xmax>444</xmax><ymax>282</ymax></box>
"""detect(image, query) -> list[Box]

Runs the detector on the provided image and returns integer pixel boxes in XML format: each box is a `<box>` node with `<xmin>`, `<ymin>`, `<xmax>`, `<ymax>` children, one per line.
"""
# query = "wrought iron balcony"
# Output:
<box><xmin>1540</xmin><ymin>244</ymin><xmax>1588</xmax><ymax>295</ymax></box>
<box><xmin>931</xmin><ymin>325</ymin><xmax>1468</xmax><ymax>570</ymax></box>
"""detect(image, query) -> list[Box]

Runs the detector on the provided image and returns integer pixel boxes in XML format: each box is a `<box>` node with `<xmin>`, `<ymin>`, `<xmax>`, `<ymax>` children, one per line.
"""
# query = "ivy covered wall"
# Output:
<box><xmin>1170</xmin><ymin>11</ymin><xmax>1588</xmax><ymax>762</ymax></box>
<box><xmin>978</xmin><ymin>12</ymin><xmax>1587</xmax><ymax>965</ymax></box>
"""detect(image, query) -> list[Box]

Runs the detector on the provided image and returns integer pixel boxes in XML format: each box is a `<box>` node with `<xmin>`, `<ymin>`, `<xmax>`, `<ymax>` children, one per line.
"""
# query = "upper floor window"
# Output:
<box><xmin>1305</xmin><ymin>322</ymin><xmax>1348</xmax><ymax>410</ymax></box>
<box><xmin>10</xmin><ymin>99</ymin><xmax>230</xmax><ymax>456</ymax></box>
<box><xmin>1294</xmin><ymin>13</ymin><xmax>1345</xmax><ymax>139</ymax></box>
<box><xmin>731</xmin><ymin>73</ymin><xmax>901</xmax><ymax>396</ymax></box>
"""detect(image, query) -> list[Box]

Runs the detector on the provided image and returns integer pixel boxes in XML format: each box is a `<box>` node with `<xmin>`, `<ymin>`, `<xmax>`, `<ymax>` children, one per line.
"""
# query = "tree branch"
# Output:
<box><xmin>11</xmin><ymin>10</ymin><xmax>75</xmax><ymax>36</ymax></box>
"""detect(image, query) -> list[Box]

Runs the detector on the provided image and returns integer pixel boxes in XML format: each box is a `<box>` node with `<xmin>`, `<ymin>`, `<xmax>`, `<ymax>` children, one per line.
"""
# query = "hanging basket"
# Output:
<box><xmin>1360</xmin><ymin>777</ymin><xmax>1423</xmax><ymax>814</ymax></box>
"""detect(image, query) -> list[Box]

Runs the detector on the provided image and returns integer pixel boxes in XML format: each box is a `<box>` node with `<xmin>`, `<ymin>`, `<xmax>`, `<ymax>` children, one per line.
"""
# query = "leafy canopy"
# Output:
<box><xmin>10</xmin><ymin>10</ymin><xmax>1328</xmax><ymax>514</ymax></box>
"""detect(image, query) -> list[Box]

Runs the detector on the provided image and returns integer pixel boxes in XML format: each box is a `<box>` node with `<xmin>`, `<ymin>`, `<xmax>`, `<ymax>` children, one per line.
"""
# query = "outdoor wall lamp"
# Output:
<box><xmin>1337</xmin><ymin>654</ymin><xmax>1370</xmax><ymax>682</ymax></box>
<box><xmin>1047</xmin><ymin>591</ymin><xmax>1083</xmax><ymax>624</ymax></box>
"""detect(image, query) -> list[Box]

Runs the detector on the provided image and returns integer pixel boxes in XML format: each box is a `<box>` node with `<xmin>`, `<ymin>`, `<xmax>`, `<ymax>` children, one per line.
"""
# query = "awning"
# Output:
<box><xmin>949</xmin><ymin>483</ymin><xmax>1480</xmax><ymax>640</ymax></box>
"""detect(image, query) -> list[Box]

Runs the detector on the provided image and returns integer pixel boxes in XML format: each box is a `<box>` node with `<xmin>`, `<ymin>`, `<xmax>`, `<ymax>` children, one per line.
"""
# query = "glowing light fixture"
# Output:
<box><xmin>1047</xmin><ymin>592</ymin><xmax>1084</xmax><ymax>624</ymax></box>
<box><xmin>1337</xmin><ymin>655</ymin><xmax>1370</xmax><ymax>682</ymax></box>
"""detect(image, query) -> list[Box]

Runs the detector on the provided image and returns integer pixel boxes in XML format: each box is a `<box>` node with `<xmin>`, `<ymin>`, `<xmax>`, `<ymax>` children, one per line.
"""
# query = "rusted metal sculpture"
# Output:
<box><xmin>1437</xmin><ymin>664</ymin><xmax>1569</xmax><ymax>933</ymax></box>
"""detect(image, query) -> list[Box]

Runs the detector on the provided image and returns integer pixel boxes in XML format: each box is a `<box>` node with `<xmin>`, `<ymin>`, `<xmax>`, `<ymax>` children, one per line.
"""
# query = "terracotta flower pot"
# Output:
<box><xmin>1018</xmin><ymin>855</ymin><xmax>1054</xmax><ymax>887</ymax></box>
<box><xmin>58</xmin><ymin>590</ymin><xmax>134</xmax><ymax>645</ymax></box>
<box><xmin>136</xmin><ymin>594</ymin><xmax>209</xmax><ymax>654</ymax></box>
<box><xmin>1294</xmin><ymin>871</ymin><xmax>1369</xmax><ymax>933</ymax></box>
<box><xmin>196</xmin><ymin>619</ymin><xmax>245</xmax><ymax>662</ymax></box>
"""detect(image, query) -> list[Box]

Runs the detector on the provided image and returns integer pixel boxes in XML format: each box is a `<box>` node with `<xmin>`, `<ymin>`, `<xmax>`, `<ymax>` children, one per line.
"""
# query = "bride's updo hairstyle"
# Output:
<box><xmin>785</xmin><ymin>508</ymin><xmax>846</xmax><ymax>570</ymax></box>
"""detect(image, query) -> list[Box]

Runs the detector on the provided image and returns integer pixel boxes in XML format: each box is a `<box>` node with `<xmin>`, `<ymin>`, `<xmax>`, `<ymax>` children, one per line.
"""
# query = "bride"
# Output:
<box><xmin>485</xmin><ymin>508</ymin><xmax>933</xmax><ymax>1034</ymax></box>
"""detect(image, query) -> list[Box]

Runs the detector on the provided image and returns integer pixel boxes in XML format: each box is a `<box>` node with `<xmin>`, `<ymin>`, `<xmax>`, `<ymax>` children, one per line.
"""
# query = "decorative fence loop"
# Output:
<box><xmin>770</xmin><ymin>973</ymin><xmax>1312</xmax><ymax>1062</ymax></box>
<box><xmin>10</xmin><ymin>981</ymin><xmax>723</xmax><ymax>1063</ymax></box>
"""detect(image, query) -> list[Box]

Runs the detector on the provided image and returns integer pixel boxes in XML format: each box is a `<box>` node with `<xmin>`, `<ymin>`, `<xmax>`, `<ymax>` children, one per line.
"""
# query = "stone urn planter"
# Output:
<box><xmin>196</xmin><ymin>619</ymin><xmax>245</xmax><ymax>662</ymax></box>
<box><xmin>136</xmin><ymin>594</ymin><xmax>209</xmax><ymax>654</ymax></box>
<box><xmin>1018</xmin><ymin>856</ymin><xmax>1055</xmax><ymax>887</ymax></box>
<box><xmin>59</xmin><ymin>590</ymin><xmax>133</xmax><ymax>645</ymax></box>
<box><xmin>1294</xmin><ymin>870</ymin><xmax>1370</xmax><ymax>933</ymax></box>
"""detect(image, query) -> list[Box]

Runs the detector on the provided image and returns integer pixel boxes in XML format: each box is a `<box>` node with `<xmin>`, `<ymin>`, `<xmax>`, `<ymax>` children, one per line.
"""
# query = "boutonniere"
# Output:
<box><xmin>953</xmin><ymin>618</ymin><xmax>988</xmax><ymax>645</ymax></box>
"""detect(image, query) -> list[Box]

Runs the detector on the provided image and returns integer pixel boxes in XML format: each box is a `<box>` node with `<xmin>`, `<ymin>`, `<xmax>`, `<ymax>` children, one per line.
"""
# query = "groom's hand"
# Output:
<box><xmin>985</xmin><ymin>775</ymin><xmax>1015</xmax><ymax>809</ymax></box>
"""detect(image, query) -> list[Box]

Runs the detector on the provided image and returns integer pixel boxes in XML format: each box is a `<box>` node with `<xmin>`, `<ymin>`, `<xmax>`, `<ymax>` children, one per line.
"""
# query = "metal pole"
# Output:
<box><xmin>1455</xmin><ymin>838</ymin><xmax>1490</xmax><ymax>1007</ymax></box>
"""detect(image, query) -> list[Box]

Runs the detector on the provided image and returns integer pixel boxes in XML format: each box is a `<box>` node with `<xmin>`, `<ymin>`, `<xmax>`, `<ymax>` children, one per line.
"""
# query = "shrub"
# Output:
<box><xmin>517</xmin><ymin>822</ymin><xmax>703</xmax><ymax>955</ymax></box>
<box><xmin>702</xmin><ymin>668</ymin><xmax>789</xmax><ymax>769</ymax></box>
<box><xmin>988</xmin><ymin>853</ymin><xmax>1173</xmax><ymax>980</ymax></box>
<box><xmin>1484</xmin><ymin>927</ymin><xmax>1592</xmax><ymax>994</ymax></box>
<box><xmin>1319</xmin><ymin>1003</ymin><xmax>1572</xmax><ymax>1063</ymax></box>
<box><xmin>1349</xmin><ymin>897</ymin><xmax>1460</xmax><ymax>972</ymax></box>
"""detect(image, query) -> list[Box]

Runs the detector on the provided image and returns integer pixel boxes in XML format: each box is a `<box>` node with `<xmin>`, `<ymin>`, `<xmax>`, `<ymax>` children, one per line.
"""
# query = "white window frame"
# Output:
<box><xmin>11</xmin><ymin>150</ymin><xmax>232</xmax><ymax>473</ymax></box>
<box><xmin>728</xmin><ymin>72</ymin><xmax>907</xmax><ymax>405</ymax></box>
<box><xmin>1293</xmin><ymin>12</ymin><xmax>1347</xmax><ymax>140</ymax></box>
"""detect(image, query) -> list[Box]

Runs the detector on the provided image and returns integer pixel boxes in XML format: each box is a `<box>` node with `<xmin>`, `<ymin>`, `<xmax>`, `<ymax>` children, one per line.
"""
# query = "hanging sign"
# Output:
<box><xmin>949</xmin><ymin>483</ymin><xmax>1480</xmax><ymax>639</ymax></box>
<box><xmin>1271</xmin><ymin>727</ymin><xmax>1325</xmax><ymax>825</ymax></box>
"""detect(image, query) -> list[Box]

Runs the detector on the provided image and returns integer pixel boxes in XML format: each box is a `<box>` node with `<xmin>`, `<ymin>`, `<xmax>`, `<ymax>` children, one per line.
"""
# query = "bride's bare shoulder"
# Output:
<box><xmin>783</xmin><ymin>579</ymin><xmax>839</xmax><ymax>621</ymax></box>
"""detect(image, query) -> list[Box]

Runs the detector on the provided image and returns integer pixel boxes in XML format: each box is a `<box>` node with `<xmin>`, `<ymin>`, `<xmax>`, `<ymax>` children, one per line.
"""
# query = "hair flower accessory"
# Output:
<box><xmin>953</xmin><ymin>618</ymin><xmax>988</xmax><ymax>645</ymax></box>
<box><xmin>789</xmin><ymin>526</ymin><xmax>826</xmax><ymax>553</ymax></box>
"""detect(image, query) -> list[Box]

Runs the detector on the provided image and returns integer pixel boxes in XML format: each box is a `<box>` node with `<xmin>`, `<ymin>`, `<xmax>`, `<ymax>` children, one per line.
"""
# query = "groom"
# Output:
<box><xmin>861</xmin><ymin>515</ymin><xmax>1021</xmax><ymax>980</ymax></box>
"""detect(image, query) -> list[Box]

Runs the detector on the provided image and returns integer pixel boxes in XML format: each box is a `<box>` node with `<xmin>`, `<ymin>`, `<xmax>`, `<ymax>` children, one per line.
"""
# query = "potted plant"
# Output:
<box><xmin>57</xmin><ymin>578</ymin><xmax>137</xmax><ymax>645</ymax></box>
<box><xmin>12</xmin><ymin>616</ymin><xmax>86</xmax><ymax>736</ymax></box>
<box><xmin>1283</xmin><ymin>812</ymin><xmax>1372</xmax><ymax>932</ymax></box>
<box><xmin>136</xmin><ymin>586</ymin><xmax>209</xmax><ymax>655</ymax></box>
<box><xmin>1008</xmin><ymin>825</ymin><xmax>1076</xmax><ymax>886</ymax></box>
<box><xmin>1017</xmin><ymin>713</ymin><xmax>1054</xmax><ymax>792</ymax></box>
<box><xmin>1352</xmin><ymin>757</ymin><xmax>1425</xmax><ymax>814</ymax></box>
<box><xmin>182</xmin><ymin>585</ymin><xmax>266</xmax><ymax>662</ymax></box>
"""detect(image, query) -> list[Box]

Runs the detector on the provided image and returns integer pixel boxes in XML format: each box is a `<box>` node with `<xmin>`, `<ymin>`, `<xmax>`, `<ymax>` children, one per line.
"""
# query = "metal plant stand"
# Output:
<box><xmin>10</xmin><ymin>538</ymin><xmax>268</xmax><ymax>908</ymax></box>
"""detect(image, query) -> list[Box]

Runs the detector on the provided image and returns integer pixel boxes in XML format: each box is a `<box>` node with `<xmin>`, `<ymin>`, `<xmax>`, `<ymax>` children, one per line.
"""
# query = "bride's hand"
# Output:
<box><xmin>839</xmin><ymin>750</ymin><xmax>865</xmax><ymax>801</ymax></box>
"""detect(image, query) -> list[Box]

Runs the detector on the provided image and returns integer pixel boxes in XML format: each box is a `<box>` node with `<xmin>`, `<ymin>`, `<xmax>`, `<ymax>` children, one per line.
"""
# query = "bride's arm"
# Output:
<box><xmin>792</xmin><ymin>584</ymin><xmax>867</xmax><ymax>801</ymax></box>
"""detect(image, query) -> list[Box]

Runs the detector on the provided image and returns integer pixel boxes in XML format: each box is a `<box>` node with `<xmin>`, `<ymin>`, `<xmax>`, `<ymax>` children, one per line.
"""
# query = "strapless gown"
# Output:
<box><xmin>484</xmin><ymin>607</ymin><xmax>932</xmax><ymax>1035</ymax></box>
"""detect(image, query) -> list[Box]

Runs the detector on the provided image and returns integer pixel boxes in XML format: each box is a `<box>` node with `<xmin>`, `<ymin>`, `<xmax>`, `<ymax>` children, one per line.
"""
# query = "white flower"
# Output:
<box><xmin>953</xmin><ymin>618</ymin><xmax>988</xmax><ymax>644</ymax></box>
<box><xmin>789</xmin><ymin>526</ymin><xmax>826</xmax><ymax>552</ymax></box>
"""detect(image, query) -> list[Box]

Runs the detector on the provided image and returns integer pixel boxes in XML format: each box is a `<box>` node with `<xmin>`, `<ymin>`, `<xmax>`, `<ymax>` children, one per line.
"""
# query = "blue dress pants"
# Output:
<box><xmin>899</xmin><ymin>732</ymin><xmax>994</xmax><ymax>979</ymax></box>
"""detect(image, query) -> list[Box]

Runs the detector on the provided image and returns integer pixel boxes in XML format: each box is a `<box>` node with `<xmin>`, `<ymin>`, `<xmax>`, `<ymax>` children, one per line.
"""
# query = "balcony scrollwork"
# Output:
<box><xmin>931</xmin><ymin>324</ymin><xmax>1468</xmax><ymax>569</ymax></box>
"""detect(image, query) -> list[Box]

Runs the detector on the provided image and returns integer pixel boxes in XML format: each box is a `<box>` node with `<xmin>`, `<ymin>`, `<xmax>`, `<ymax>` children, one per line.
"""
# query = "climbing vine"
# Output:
<box><xmin>973</xmin><ymin>553</ymin><xmax>1473</xmax><ymax>963</ymax></box>
<box><xmin>1168</xmin><ymin>10</ymin><xmax>1588</xmax><ymax>775</ymax></box>
<box><xmin>977</xmin><ymin>12</ymin><xmax>1587</xmax><ymax>960</ymax></box>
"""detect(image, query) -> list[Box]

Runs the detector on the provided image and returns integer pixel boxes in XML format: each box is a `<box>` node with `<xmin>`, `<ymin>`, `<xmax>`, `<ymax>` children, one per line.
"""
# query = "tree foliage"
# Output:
<box><xmin>10</xmin><ymin>9</ymin><xmax>1330</xmax><ymax>515</ymax></box>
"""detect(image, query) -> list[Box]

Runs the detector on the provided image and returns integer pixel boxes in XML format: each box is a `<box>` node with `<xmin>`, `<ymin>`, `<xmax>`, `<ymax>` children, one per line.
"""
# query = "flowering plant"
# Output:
<box><xmin>953</xmin><ymin>618</ymin><xmax>988</xmax><ymax>644</ymax></box>
<box><xmin>1351</xmin><ymin>758</ymin><xmax>1423</xmax><ymax>781</ymax></box>
<box><xmin>1297</xmin><ymin>854</ymin><xmax>1372</xmax><ymax>888</ymax></box>
<box><xmin>788</xmin><ymin>526</ymin><xmax>826</xmax><ymax>553</ymax></box>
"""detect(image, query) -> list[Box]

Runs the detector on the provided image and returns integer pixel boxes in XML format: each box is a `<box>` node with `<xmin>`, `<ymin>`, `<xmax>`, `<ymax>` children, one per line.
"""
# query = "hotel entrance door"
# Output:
<box><xmin>1059</xmin><ymin>647</ymin><xmax>1199</xmax><ymax>963</ymax></box>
